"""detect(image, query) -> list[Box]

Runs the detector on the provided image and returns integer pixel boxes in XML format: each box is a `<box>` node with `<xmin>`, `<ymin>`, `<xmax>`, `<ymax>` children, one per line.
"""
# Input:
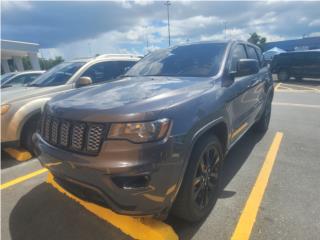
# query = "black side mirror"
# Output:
<box><xmin>75</xmin><ymin>76</ymin><xmax>92</xmax><ymax>87</ymax></box>
<box><xmin>236</xmin><ymin>59</ymin><xmax>259</xmax><ymax>77</ymax></box>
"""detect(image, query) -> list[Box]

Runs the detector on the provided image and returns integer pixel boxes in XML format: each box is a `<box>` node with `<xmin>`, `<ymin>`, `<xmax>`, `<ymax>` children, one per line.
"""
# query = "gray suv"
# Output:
<box><xmin>1</xmin><ymin>54</ymin><xmax>140</xmax><ymax>153</ymax></box>
<box><xmin>35</xmin><ymin>41</ymin><xmax>273</xmax><ymax>222</ymax></box>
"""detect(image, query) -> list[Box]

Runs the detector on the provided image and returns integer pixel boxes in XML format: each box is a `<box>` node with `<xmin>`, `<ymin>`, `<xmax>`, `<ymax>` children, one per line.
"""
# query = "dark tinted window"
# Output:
<box><xmin>230</xmin><ymin>44</ymin><xmax>247</xmax><ymax>71</ymax></box>
<box><xmin>247</xmin><ymin>46</ymin><xmax>259</xmax><ymax>61</ymax></box>
<box><xmin>30</xmin><ymin>62</ymin><xmax>85</xmax><ymax>87</ymax></box>
<box><xmin>126</xmin><ymin>43</ymin><xmax>227</xmax><ymax>77</ymax></box>
<box><xmin>82</xmin><ymin>61</ymin><xmax>137</xmax><ymax>84</ymax></box>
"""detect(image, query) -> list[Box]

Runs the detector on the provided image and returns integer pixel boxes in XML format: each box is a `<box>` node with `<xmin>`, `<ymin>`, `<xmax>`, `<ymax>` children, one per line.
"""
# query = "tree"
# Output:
<box><xmin>22</xmin><ymin>56</ymin><xmax>64</xmax><ymax>70</ymax></box>
<box><xmin>248</xmin><ymin>32</ymin><xmax>267</xmax><ymax>50</ymax></box>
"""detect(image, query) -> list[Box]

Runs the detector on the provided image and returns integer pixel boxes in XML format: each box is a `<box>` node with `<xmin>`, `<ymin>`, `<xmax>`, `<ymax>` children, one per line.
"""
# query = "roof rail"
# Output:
<box><xmin>95</xmin><ymin>54</ymin><xmax>142</xmax><ymax>59</ymax></box>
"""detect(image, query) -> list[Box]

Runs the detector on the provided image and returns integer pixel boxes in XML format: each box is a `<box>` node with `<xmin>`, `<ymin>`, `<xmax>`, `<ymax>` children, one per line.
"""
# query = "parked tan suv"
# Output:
<box><xmin>1</xmin><ymin>54</ymin><xmax>141</xmax><ymax>153</ymax></box>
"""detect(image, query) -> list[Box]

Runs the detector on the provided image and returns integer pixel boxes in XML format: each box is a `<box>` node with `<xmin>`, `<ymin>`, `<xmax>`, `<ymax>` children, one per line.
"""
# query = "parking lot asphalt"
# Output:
<box><xmin>1</xmin><ymin>80</ymin><xmax>320</xmax><ymax>240</ymax></box>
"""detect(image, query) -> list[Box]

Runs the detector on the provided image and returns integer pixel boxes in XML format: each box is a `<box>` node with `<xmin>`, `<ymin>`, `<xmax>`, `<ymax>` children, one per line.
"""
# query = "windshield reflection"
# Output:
<box><xmin>29</xmin><ymin>61</ymin><xmax>85</xmax><ymax>87</ymax></box>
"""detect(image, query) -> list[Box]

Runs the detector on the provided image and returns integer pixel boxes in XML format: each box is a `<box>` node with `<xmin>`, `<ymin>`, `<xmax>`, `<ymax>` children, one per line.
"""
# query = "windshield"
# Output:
<box><xmin>0</xmin><ymin>72</ymin><xmax>16</xmax><ymax>83</ymax></box>
<box><xmin>126</xmin><ymin>43</ymin><xmax>227</xmax><ymax>77</ymax></box>
<box><xmin>29</xmin><ymin>61</ymin><xmax>85</xmax><ymax>87</ymax></box>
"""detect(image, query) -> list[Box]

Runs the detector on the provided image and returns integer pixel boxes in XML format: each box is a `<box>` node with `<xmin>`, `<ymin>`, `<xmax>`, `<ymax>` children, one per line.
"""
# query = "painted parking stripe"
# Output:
<box><xmin>47</xmin><ymin>173</ymin><xmax>178</xmax><ymax>240</ymax></box>
<box><xmin>231</xmin><ymin>132</ymin><xmax>283</xmax><ymax>240</ymax></box>
<box><xmin>0</xmin><ymin>168</ymin><xmax>48</xmax><ymax>190</ymax></box>
<box><xmin>273</xmin><ymin>102</ymin><xmax>320</xmax><ymax>109</ymax></box>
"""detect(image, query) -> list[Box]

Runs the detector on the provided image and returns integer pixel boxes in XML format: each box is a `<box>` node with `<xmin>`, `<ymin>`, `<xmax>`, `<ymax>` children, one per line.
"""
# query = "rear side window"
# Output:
<box><xmin>230</xmin><ymin>44</ymin><xmax>247</xmax><ymax>71</ymax></box>
<box><xmin>82</xmin><ymin>61</ymin><xmax>137</xmax><ymax>84</ymax></box>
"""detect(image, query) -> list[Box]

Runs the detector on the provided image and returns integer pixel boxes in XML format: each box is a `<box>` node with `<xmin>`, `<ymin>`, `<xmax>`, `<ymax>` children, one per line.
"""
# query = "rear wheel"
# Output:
<box><xmin>253</xmin><ymin>96</ymin><xmax>272</xmax><ymax>133</ymax></box>
<box><xmin>172</xmin><ymin>135</ymin><xmax>223</xmax><ymax>222</ymax></box>
<box><xmin>278</xmin><ymin>70</ymin><xmax>289</xmax><ymax>82</ymax></box>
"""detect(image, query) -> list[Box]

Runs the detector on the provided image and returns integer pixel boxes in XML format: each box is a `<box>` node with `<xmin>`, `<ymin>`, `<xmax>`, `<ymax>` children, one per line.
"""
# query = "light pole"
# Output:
<box><xmin>164</xmin><ymin>1</ymin><xmax>171</xmax><ymax>46</ymax></box>
<box><xmin>223</xmin><ymin>21</ymin><xmax>227</xmax><ymax>40</ymax></box>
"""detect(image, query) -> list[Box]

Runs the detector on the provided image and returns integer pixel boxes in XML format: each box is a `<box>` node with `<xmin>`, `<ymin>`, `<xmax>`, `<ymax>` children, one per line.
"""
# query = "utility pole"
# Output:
<box><xmin>164</xmin><ymin>1</ymin><xmax>171</xmax><ymax>46</ymax></box>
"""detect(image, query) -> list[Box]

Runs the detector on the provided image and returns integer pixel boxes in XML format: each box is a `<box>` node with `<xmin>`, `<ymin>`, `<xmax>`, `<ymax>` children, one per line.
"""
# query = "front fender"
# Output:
<box><xmin>6</xmin><ymin>98</ymin><xmax>51</xmax><ymax>142</ymax></box>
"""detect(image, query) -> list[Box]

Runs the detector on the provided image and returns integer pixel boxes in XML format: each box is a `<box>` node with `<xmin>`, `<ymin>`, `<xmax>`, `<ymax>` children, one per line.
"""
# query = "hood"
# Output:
<box><xmin>1</xmin><ymin>85</ymin><xmax>70</xmax><ymax>104</ymax></box>
<box><xmin>47</xmin><ymin>76</ymin><xmax>212</xmax><ymax>122</ymax></box>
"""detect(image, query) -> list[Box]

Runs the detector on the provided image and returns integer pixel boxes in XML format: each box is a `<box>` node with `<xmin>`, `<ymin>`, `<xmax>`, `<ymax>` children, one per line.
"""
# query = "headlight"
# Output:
<box><xmin>108</xmin><ymin>119</ymin><xmax>170</xmax><ymax>143</ymax></box>
<box><xmin>1</xmin><ymin>104</ymin><xmax>10</xmax><ymax>115</ymax></box>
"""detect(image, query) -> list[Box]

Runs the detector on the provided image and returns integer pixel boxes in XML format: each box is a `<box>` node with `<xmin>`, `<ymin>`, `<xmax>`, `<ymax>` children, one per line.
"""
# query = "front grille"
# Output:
<box><xmin>39</xmin><ymin>113</ymin><xmax>108</xmax><ymax>155</ymax></box>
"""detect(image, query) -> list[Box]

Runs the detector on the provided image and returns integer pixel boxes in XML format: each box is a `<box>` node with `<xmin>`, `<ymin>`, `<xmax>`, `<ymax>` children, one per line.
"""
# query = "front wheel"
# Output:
<box><xmin>21</xmin><ymin>119</ymin><xmax>39</xmax><ymax>155</ymax></box>
<box><xmin>172</xmin><ymin>135</ymin><xmax>223</xmax><ymax>222</ymax></box>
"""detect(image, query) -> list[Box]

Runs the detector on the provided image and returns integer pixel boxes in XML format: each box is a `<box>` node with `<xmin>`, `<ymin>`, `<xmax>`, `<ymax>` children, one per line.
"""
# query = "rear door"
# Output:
<box><xmin>245</xmin><ymin>45</ymin><xmax>266</xmax><ymax>121</ymax></box>
<box><xmin>303</xmin><ymin>52</ymin><xmax>320</xmax><ymax>78</ymax></box>
<box><xmin>226</xmin><ymin>44</ymin><xmax>253</xmax><ymax>142</ymax></box>
<box><xmin>290</xmin><ymin>53</ymin><xmax>304</xmax><ymax>77</ymax></box>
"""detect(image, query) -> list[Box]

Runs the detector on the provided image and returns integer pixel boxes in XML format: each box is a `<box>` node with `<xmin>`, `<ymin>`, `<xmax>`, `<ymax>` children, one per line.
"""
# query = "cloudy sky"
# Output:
<box><xmin>2</xmin><ymin>0</ymin><xmax>320</xmax><ymax>60</ymax></box>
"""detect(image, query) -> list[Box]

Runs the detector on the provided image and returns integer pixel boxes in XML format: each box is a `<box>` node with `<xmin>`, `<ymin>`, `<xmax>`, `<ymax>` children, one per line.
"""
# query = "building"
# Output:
<box><xmin>264</xmin><ymin>36</ymin><xmax>320</xmax><ymax>52</ymax></box>
<box><xmin>1</xmin><ymin>39</ymin><xmax>41</xmax><ymax>73</ymax></box>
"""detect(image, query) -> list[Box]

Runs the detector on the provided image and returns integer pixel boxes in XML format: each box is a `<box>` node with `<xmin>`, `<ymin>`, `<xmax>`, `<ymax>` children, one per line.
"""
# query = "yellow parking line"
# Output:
<box><xmin>231</xmin><ymin>132</ymin><xmax>283</xmax><ymax>240</ymax></box>
<box><xmin>47</xmin><ymin>173</ymin><xmax>178</xmax><ymax>240</ymax></box>
<box><xmin>0</xmin><ymin>168</ymin><xmax>48</xmax><ymax>190</ymax></box>
<box><xmin>281</xmin><ymin>83</ymin><xmax>320</xmax><ymax>92</ymax></box>
<box><xmin>274</xmin><ymin>83</ymin><xmax>281</xmax><ymax>91</ymax></box>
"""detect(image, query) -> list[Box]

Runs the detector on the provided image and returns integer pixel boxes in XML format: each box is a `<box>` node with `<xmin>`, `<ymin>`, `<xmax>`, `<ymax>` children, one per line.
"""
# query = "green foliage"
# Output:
<box><xmin>40</xmin><ymin>56</ymin><xmax>64</xmax><ymax>70</ymax></box>
<box><xmin>22</xmin><ymin>56</ymin><xmax>64</xmax><ymax>70</ymax></box>
<box><xmin>248</xmin><ymin>33</ymin><xmax>267</xmax><ymax>49</ymax></box>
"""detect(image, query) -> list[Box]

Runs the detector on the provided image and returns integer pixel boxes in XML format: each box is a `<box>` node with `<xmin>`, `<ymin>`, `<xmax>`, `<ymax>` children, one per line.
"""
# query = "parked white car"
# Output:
<box><xmin>1</xmin><ymin>70</ymin><xmax>45</xmax><ymax>88</ymax></box>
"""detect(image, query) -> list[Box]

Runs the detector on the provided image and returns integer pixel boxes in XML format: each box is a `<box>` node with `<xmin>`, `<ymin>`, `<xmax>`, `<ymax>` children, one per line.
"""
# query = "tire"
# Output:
<box><xmin>21</xmin><ymin>118</ymin><xmax>39</xmax><ymax>155</ymax></box>
<box><xmin>172</xmin><ymin>135</ymin><xmax>223</xmax><ymax>222</ymax></box>
<box><xmin>253</xmin><ymin>96</ymin><xmax>272</xmax><ymax>133</ymax></box>
<box><xmin>278</xmin><ymin>70</ymin><xmax>289</xmax><ymax>82</ymax></box>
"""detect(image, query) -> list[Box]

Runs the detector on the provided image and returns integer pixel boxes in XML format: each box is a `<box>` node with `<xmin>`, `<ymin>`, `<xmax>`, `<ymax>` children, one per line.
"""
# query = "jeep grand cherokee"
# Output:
<box><xmin>34</xmin><ymin>41</ymin><xmax>273</xmax><ymax>222</ymax></box>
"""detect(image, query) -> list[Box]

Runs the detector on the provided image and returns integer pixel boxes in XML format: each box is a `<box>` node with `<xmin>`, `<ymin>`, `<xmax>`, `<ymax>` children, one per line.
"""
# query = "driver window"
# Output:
<box><xmin>230</xmin><ymin>44</ymin><xmax>247</xmax><ymax>72</ymax></box>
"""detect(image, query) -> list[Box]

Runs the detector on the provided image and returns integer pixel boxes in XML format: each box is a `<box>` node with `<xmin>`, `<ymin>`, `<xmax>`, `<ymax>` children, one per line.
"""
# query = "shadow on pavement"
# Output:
<box><xmin>9</xmin><ymin>130</ymin><xmax>264</xmax><ymax>240</ymax></box>
<box><xmin>167</xmin><ymin>130</ymin><xmax>265</xmax><ymax>240</ymax></box>
<box><xmin>9</xmin><ymin>183</ymin><xmax>131</xmax><ymax>240</ymax></box>
<box><xmin>1</xmin><ymin>151</ymin><xmax>22</xmax><ymax>169</ymax></box>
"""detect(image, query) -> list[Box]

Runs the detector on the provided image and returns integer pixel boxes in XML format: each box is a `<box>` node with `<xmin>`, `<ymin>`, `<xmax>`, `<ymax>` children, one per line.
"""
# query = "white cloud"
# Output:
<box><xmin>249</xmin><ymin>12</ymin><xmax>277</xmax><ymax>26</ymax></box>
<box><xmin>309</xmin><ymin>32</ymin><xmax>320</xmax><ymax>37</ymax></box>
<box><xmin>2</xmin><ymin>0</ymin><xmax>33</xmax><ymax>10</ymax></box>
<box><xmin>309</xmin><ymin>19</ymin><xmax>320</xmax><ymax>27</ymax></box>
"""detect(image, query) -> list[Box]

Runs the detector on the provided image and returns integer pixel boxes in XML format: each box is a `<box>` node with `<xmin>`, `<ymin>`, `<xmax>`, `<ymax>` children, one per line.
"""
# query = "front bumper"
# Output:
<box><xmin>34</xmin><ymin>133</ymin><xmax>183</xmax><ymax>217</ymax></box>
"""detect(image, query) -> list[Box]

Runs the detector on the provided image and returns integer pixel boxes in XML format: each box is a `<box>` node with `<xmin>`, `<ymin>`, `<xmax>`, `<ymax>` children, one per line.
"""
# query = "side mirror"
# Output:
<box><xmin>236</xmin><ymin>59</ymin><xmax>259</xmax><ymax>77</ymax></box>
<box><xmin>75</xmin><ymin>76</ymin><xmax>92</xmax><ymax>87</ymax></box>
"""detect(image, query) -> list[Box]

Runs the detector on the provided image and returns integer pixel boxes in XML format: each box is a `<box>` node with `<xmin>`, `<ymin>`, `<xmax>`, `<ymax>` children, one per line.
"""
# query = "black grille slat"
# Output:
<box><xmin>44</xmin><ymin>115</ymin><xmax>52</xmax><ymax>141</ymax></box>
<box><xmin>40</xmin><ymin>113</ymin><xmax>106</xmax><ymax>155</ymax></box>
<box><xmin>87</xmin><ymin>124</ymin><xmax>104</xmax><ymax>153</ymax></box>
<box><xmin>71</xmin><ymin>123</ymin><xmax>86</xmax><ymax>150</ymax></box>
<box><xmin>50</xmin><ymin>119</ymin><xmax>60</xmax><ymax>144</ymax></box>
<box><xmin>60</xmin><ymin>121</ymin><xmax>71</xmax><ymax>147</ymax></box>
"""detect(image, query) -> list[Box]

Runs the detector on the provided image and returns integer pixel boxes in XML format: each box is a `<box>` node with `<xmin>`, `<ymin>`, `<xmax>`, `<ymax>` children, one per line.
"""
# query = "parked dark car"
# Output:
<box><xmin>34</xmin><ymin>40</ymin><xmax>273</xmax><ymax>222</ymax></box>
<box><xmin>270</xmin><ymin>50</ymin><xmax>320</xmax><ymax>81</ymax></box>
